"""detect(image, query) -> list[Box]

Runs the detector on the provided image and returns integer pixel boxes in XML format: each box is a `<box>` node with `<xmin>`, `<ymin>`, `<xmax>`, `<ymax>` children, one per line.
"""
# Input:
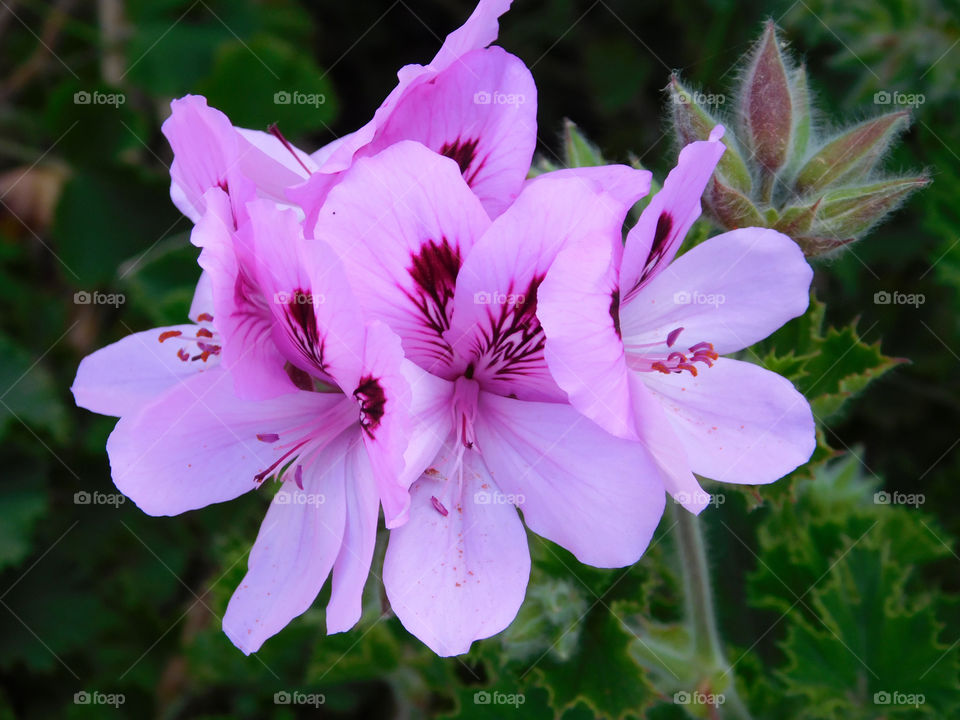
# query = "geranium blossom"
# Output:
<box><xmin>312</xmin><ymin>140</ymin><xmax>666</xmax><ymax>656</ymax></box>
<box><xmin>537</xmin><ymin>128</ymin><xmax>816</xmax><ymax>513</ymax></box>
<box><xmin>72</xmin><ymin>190</ymin><xmax>418</xmax><ymax>652</ymax></box>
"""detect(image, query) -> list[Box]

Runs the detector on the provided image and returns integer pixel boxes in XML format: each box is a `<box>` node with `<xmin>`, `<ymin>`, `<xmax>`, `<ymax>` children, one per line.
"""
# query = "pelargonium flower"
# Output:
<box><xmin>537</xmin><ymin>127</ymin><xmax>816</xmax><ymax>513</ymax></box>
<box><xmin>312</xmin><ymin>140</ymin><xmax>666</xmax><ymax>656</ymax></box>
<box><xmin>72</xmin><ymin>190</ymin><xmax>418</xmax><ymax>653</ymax></box>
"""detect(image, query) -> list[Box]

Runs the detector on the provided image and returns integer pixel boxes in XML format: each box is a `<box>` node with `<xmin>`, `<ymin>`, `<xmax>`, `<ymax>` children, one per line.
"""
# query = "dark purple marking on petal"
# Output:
<box><xmin>471</xmin><ymin>274</ymin><xmax>548</xmax><ymax>381</ymax></box>
<box><xmin>609</xmin><ymin>289</ymin><xmax>622</xmax><ymax>337</ymax></box>
<box><xmin>439</xmin><ymin>137</ymin><xmax>485</xmax><ymax>185</ymax></box>
<box><xmin>283</xmin><ymin>288</ymin><xmax>327</xmax><ymax>372</ymax></box>
<box><xmin>403</xmin><ymin>237</ymin><xmax>461</xmax><ymax>361</ymax></box>
<box><xmin>354</xmin><ymin>375</ymin><xmax>386</xmax><ymax>438</ymax></box>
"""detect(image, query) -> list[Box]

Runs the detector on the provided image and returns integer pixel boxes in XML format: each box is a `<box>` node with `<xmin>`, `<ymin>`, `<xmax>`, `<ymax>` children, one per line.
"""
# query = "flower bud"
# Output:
<box><xmin>563</xmin><ymin>119</ymin><xmax>605</xmax><ymax>168</ymax></box>
<box><xmin>814</xmin><ymin>176</ymin><xmax>930</xmax><ymax>238</ymax></box>
<box><xmin>669</xmin><ymin>75</ymin><xmax>752</xmax><ymax>192</ymax></box>
<box><xmin>739</xmin><ymin>21</ymin><xmax>793</xmax><ymax>174</ymax></box>
<box><xmin>793</xmin><ymin>112</ymin><xmax>910</xmax><ymax>194</ymax></box>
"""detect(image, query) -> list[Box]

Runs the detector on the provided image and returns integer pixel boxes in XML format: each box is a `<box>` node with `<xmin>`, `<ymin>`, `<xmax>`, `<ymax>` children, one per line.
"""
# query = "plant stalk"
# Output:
<box><xmin>672</xmin><ymin>503</ymin><xmax>753</xmax><ymax>720</ymax></box>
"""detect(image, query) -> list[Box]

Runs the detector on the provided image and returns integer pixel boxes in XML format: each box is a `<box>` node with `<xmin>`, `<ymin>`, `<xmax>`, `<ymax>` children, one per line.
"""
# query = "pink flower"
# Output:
<box><xmin>313</xmin><ymin>140</ymin><xmax>666</xmax><ymax>656</ymax></box>
<box><xmin>537</xmin><ymin>128</ymin><xmax>817</xmax><ymax>513</ymax></box>
<box><xmin>72</xmin><ymin>191</ymin><xmax>417</xmax><ymax>653</ymax></box>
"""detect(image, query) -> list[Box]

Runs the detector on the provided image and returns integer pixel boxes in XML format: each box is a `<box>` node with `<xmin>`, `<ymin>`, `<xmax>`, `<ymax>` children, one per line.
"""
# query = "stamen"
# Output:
<box><xmin>196</xmin><ymin>312</ymin><xmax>214</xmax><ymax>323</ymax></box>
<box><xmin>158</xmin><ymin>330</ymin><xmax>182</xmax><ymax>343</ymax></box>
<box><xmin>652</xmin><ymin>361</ymin><xmax>671</xmax><ymax>374</ymax></box>
<box><xmin>256</xmin><ymin>433</ymin><xmax>280</xmax><ymax>443</ymax></box>
<box><xmin>177</xmin><ymin>348</ymin><xmax>189</xmax><ymax>362</ymax></box>
<box><xmin>667</xmin><ymin>352</ymin><xmax>687</xmax><ymax>364</ymax></box>
<box><xmin>666</xmin><ymin>327</ymin><xmax>684</xmax><ymax>347</ymax></box>
<box><xmin>677</xmin><ymin>363</ymin><xmax>699</xmax><ymax>376</ymax></box>
<box><xmin>431</xmin><ymin>496</ymin><xmax>449</xmax><ymax>516</ymax></box>
<box><xmin>268</xmin><ymin>123</ymin><xmax>313</xmax><ymax>176</ymax></box>
<box><xmin>197</xmin><ymin>327</ymin><xmax>214</xmax><ymax>338</ymax></box>
<box><xmin>294</xmin><ymin>465</ymin><xmax>304</xmax><ymax>490</ymax></box>
<box><xmin>254</xmin><ymin>440</ymin><xmax>309</xmax><ymax>484</ymax></box>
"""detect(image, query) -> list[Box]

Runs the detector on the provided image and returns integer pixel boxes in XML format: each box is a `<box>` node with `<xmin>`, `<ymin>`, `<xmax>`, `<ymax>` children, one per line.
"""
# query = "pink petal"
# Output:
<box><xmin>328</xmin><ymin>439</ymin><xmax>381</xmax><ymax>634</ymax></box>
<box><xmin>642</xmin><ymin>357</ymin><xmax>816</xmax><ymax>485</ymax></box>
<box><xmin>193</xmin><ymin>189</ymin><xmax>295</xmax><ymax>400</ymax></box>
<box><xmin>356</xmin><ymin>321</ymin><xmax>416</xmax><ymax>528</ymax></box>
<box><xmin>367</xmin><ymin>47</ymin><xmax>536</xmax><ymax>218</ymax></box>
<box><xmin>71</xmin><ymin>324</ymin><xmax>211</xmax><ymax>417</ymax></box>
<box><xmin>538</xmin><ymin>233</ymin><xmax>636</xmax><ymax>438</ymax></box>
<box><xmin>429</xmin><ymin>0</ymin><xmax>513</xmax><ymax>73</ymax></box>
<box><xmin>188</xmin><ymin>271</ymin><xmax>214</xmax><ymax>321</ymax></box>
<box><xmin>105</xmin><ymin>367</ymin><xmax>354</xmax><ymax>516</ymax></box>
<box><xmin>448</xmin><ymin>174</ymin><xmax>631</xmax><ymax>402</ymax></box>
<box><xmin>528</xmin><ymin>164</ymin><xmax>652</xmax><ymax>220</ymax></box>
<box><xmin>628</xmin><ymin>374</ymin><xmax>708</xmax><ymax>514</ymax></box>
<box><xmin>383</xmin><ymin>443</ymin><xmax>530</xmax><ymax>657</ymax></box>
<box><xmin>619</xmin><ymin>227</ymin><xmax>812</xmax><ymax>356</ymax></box>
<box><xmin>620</xmin><ymin>132</ymin><xmax>725</xmax><ymax>296</ymax></box>
<box><xmin>475</xmin><ymin>392</ymin><xmax>665</xmax><ymax>567</ymax></box>
<box><xmin>238</xmin><ymin>199</ymin><xmax>364</xmax><ymax>389</ymax></box>
<box><xmin>223</xmin><ymin>432</ymin><xmax>352</xmax><ymax>654</ymax></box>
<box><xmin>162</xmin><ymin>95</ymin><xmax>239</xmax><ymax>223</ymax></box>
<box><xmin>314</xmin><ymin>141</ymin><xmax>490</xmax><ymax>374</ymax></box>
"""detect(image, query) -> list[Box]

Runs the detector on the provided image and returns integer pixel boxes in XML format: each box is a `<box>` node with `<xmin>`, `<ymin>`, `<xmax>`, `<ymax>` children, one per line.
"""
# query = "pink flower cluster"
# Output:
<box><xmin>72</xmin><ymin>0</ymin><xmax>815</xmax><ymax>657</ymax></box>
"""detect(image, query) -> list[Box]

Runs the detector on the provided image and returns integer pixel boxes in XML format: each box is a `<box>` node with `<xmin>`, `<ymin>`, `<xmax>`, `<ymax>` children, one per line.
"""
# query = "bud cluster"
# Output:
<box><xmin>669</xmin><ymin>21</ymin><xmax>928</xmax><ymax>256</ymax></box>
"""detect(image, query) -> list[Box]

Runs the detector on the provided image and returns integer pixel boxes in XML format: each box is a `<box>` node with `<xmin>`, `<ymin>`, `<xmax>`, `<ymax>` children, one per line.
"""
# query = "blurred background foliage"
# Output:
<box><xmin>1</xmin><ymin>0</ymin><xmax>958</xmax><ymax>717</ymax></box>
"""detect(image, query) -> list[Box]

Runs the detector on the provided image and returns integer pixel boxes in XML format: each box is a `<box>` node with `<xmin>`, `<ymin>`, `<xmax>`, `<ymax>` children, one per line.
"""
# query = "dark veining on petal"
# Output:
<box><xmin>473</xmin><ymin>274</ymin><xmax>547</xmax><ymax>381</ymax></box>
<box><xmin>354</xmin><ymin>376</ymin><xmax>386</xmax><ymax>437</ymax></box>
<box><xmin>403</xmin><ymin>237</ymin><xmax>461</xmax><ymax>361</ymax></box>
<box><xmin>283</xmin><ymin>288</ymin><xmax>327</xmax><ymax>372</ymax></box>
<box><xmin>609</xmin><ymin>289</ymin><xmax>622</xmax><ymax>337</ymax></box>
<box><xmin>440</xmin><ymin>137</ymin><xmax>485</xmax><ymax>185</ymax></box>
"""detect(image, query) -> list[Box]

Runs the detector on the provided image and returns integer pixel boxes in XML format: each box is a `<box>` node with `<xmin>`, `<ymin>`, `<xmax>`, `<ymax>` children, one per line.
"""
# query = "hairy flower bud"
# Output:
<box><xmin>740</xmin><ymin>21</ymin><xmax>793</xmax><ymax>175</ymax></box>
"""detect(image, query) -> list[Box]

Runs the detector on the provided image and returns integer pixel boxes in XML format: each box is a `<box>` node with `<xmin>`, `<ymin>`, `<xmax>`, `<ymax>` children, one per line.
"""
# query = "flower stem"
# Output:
<box><xmin>672</xmin><ymin>503</ymin><xmax>753</xmax><ymax>720</ymax></box>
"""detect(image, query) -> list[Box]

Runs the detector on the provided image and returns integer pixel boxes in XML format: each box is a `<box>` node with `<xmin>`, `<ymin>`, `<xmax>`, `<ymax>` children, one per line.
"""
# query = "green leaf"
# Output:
<box><xmin>532</xmin><ymin>604</ymin><xmax>656</xmax><ymax>719</ymax></box>
<box><xmin>0</xmin><ymin>333</ymin><xmax>69</xmax><ymax>442</ymax></box>
<box><xmin>777</xmin><ymin>543</ymin><xmax>959</xmax><ymax>717</ymax></box>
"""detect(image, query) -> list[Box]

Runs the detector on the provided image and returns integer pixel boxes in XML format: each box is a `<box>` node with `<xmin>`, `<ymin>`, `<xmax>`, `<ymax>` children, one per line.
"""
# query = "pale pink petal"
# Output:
<box><xmin>106</xmin><ymin>367</ymin><xmax>355</xmax><ymax>516</ymax></box>
<box><xmin>528</xmin><ymin>164</ymin><xmax>652</xmax><ymax>218</ymax></box>
<box><xmin>238</xmin><ymin>199</ymin><xmax>363</xmax><ymax>388</ymax></box>
<box><xmin>619</xmin><ymin>227</ymin><xmax>812</xmax><ymax>356</ymax></box>
<box><xmin>188</xmin><ymin>271</ymin><xmax>214</xmax><ymax>321</ymax></box>
<box><xmin>71</xmin><ymin>324</ymin><xmax>211</xmax><ymax>418</ymax></box>
<box><xmin>193</xmin><ymin>189</ymin><xmax>294</xmax><ymax>400</ymax></box>
<box><xmin>448</xmin><ymin>174</ymin><xmax>631</xmax><ymax>401</ymax></box>
<box><xmin>628</xmin><ymin>375</ymin><xmax>708</xmax><ymax>513</ymax></box>
<box><xmin>223</xmin><ymin>431</ymin><xmax>352</xmax><ymax>653</ymax></box>
<box><xmin>620</xmin><ymin>130</ymin><xmax>725</xmax><ymax>296</ymax></box>
<box><xmin>475</xmin><ymin>392</ymin><xmax>665</xmax><ymax>567</ymax></box>
<box><xmin>538</xmin><ymin>233</ymin><xmax>635</xmax><ymax>438</ymax></box>
<box><xmin>162</xmin><ymin>95</ymin><xmax>238</xmax><ymax>223</ymax></box>
<box><xmin>234</xmin><ymin>127</ymin><xmax>316</xmax><ymax>205</ymax></box>
<box><xmin>429</xmin><ymin>0</ymin><xmax>513</xmax><ymax>72</ymax></box>
<box><xmin>326</xmin><ymin>439</ymin><xmax>380</xmax><ymax>634</ymax></box>
<box><xmin>383</xmin><ymin>443</ymin><xmax>530</xmax><ymax>657</ymax></box>
<box><xmin>367</xmin><ymin>47</ymin><xmax>536</xmax><ymax>218</ymax></box>
<box><xmin>396</xmin><ymin>362</ymin><xmax>455</xmax><ymax>492</ymax></box>
<box><xmin>641</xmin><ymin>357</ymin><xmax>816</xmax><ymax>485</ymax></box>
<box><xmin>314</xmin><ymin>141</ymin><xmax>490</xmax><ymax>374</ymax></box>
<box><xmin>356</xmin><ymin>321</ymin><xmax>415</xmax><ymax>528</ymax></box>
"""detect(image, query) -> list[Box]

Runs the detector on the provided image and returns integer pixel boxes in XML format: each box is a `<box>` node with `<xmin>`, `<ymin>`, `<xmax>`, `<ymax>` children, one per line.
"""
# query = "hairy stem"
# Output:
<box><xmin>673</xmin><ymin>504</ymin><xmax>753</xmax><ymax>720</ymax></box>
